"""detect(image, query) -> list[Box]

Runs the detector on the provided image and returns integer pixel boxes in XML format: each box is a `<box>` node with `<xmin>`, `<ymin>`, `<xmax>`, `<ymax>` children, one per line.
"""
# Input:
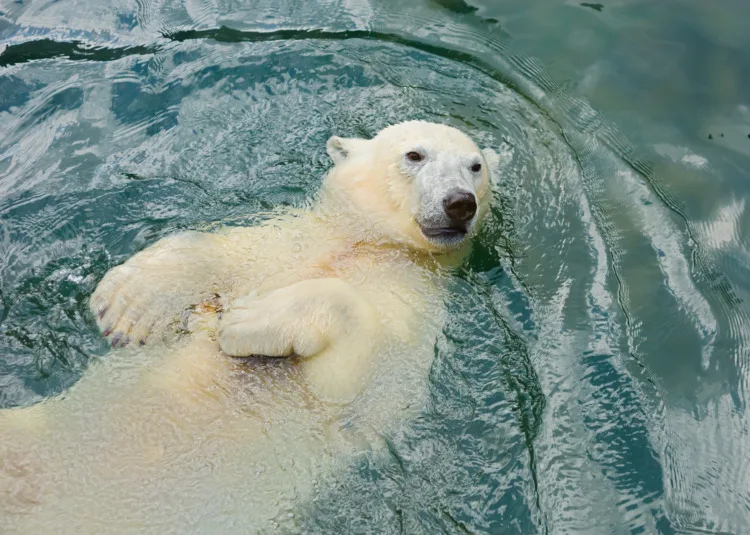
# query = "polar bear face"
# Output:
<box><xmin>324</xmin><ymin>121</ymin><xmax>493</xmax><ymax>253</ymax></box>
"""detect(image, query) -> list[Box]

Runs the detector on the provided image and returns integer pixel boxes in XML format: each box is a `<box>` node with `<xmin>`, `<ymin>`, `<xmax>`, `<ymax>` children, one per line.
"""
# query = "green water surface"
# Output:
<box><xmin>1</xmin><ymin>0</ymin><xmax>749</xmax><ymax>533</ymax></box>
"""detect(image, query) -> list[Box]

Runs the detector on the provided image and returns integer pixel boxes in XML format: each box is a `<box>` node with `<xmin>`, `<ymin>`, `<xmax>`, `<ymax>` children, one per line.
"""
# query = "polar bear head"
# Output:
<box><xmin>323</xmin><ymin>121</ymin><xmax>495</xmax><ymax>253</ymax></box>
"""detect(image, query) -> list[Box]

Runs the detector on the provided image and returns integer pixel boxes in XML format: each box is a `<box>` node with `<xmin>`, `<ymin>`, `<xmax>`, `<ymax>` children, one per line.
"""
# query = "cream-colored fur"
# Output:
<box><xmin>0</xmin><ymin>121</ymin><xmax>495</xmax><ymax>532</ymax></box>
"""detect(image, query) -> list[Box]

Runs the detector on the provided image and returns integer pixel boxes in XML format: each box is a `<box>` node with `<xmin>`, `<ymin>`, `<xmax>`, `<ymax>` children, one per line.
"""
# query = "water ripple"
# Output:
<box><xmin>1</xmin><ymin>1</ymin><xmax>749</xmax><ymax>532</ymax></box>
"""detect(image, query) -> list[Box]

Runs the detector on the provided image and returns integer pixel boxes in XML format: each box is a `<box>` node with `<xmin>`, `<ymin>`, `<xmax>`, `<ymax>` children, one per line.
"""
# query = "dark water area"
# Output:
<box><xmin>1</xmin><ymin>0</ymin><xmax>749</xmax><ymax>533</ymax></box>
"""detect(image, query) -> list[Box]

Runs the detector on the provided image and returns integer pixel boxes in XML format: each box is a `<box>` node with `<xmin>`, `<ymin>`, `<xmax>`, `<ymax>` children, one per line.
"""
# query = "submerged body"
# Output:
<box><xmin>1</xmin><ymin>121</ymin><xmax>496</xmax><ymax>532</ymax></box>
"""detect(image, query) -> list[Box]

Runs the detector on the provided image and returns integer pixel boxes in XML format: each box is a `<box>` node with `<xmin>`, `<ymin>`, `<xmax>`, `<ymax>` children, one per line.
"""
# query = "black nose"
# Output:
<box><xmin>443</xmin><ymin>190</ymin><xmax>477</xmax><ymax>224</ymax></box>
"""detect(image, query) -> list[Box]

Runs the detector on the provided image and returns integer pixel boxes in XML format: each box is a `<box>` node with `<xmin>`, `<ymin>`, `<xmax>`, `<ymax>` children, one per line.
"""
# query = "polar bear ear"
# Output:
<box><xmin>326</xmin><ymin>136</ymin><xmax>367</xmax><ymax>164</ymax></box>
<box><xmin>481</xmin><ymin>148</ymin><xmax>501</xmax><ymax>171</ymax></box>
<box><xmin>481</xmin><ymin>147</ymin><xmax>503</xmax><ymax>186</ymax></box>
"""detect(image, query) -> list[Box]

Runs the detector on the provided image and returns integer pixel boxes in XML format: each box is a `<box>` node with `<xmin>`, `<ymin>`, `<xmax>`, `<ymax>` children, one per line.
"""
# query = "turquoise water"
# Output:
<box><xmin>1</xmin><ymin>0</ymin><xmax>750</xmax><ymax>533</ymax></box>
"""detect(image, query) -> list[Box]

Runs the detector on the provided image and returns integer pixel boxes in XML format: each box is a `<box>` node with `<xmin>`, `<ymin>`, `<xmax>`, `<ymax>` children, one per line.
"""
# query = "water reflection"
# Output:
<box><xmin>1</xmin><ymin>0</ymin><xmax>749</xmax><ymax>532</ymax></box>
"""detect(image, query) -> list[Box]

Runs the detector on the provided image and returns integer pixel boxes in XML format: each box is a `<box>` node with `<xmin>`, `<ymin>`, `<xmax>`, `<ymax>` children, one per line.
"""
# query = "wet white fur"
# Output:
<box><xmin>1</xmin><ymin>121</ymin><xmax>496</xmax><ymax>532</ymax></box>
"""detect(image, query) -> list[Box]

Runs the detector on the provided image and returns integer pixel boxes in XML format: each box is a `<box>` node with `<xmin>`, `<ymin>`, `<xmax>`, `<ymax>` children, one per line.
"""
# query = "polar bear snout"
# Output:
<box><xmin>417</xmin><ymin>186</ymin><xmax>479</xmax><ymax>246</ymax></box>
<box><xmin>443</xmin><ymin>189</ymin><xmax>477</xmax><ymax>225</ymax></box>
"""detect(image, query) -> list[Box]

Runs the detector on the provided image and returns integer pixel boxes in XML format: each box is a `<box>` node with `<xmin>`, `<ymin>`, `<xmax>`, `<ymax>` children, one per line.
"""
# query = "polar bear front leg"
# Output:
<box><xmin>91</xmin><ymin>230</ymin><xmax>245</xmax><ymax>346</ymax></box>
<box><xmin>218</xmin><ymin>278</ymin><xmax>381</xmax><ymax>403</ymax></box>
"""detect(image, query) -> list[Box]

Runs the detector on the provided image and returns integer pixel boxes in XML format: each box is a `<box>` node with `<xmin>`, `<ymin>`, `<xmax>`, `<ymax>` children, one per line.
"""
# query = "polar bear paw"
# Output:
<box><xmin>90</xmin><ymin>264</ymin><xmax>173</xmax><ymax>347</ymax></box>
<box><xmin>90</xmin><ymin>232</ymin><xmax>226</xmax><ymax>347</ymax></box>
<box><xmin>218</xmin><ymin>288</ymin><xmax>327</xmax><ymax>359</ymax></box>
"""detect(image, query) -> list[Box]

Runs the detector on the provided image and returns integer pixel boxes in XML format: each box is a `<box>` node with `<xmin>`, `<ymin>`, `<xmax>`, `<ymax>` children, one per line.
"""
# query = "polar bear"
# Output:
<box><xmin>1</xmin><ymin>121</ymin><xmax>496</xmax><ymax>532</ymax></box>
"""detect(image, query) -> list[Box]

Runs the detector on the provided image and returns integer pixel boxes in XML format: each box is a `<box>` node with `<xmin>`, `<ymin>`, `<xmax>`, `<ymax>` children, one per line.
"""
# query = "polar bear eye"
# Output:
<box><xmin>470</xmin><ymin>163</ymin><xmax>482</xmax><ymax>173</ymax></box>
<box><xmin>406</xmin><ymin>151</ymin><xmax>424</xmax><ymax>162</ymax></box>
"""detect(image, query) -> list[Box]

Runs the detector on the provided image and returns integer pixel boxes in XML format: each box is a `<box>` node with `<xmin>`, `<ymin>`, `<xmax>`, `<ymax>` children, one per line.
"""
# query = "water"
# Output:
<box><xmin>1</xmin><ymin>0</ymin><xmax>749</xmax><ymax>533</ymax></box>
